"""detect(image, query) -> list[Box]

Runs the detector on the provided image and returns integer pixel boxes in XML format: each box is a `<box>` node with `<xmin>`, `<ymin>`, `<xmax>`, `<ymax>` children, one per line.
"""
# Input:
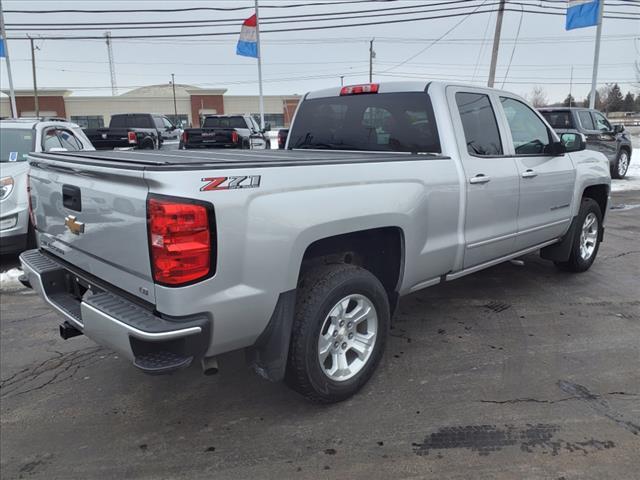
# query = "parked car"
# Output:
<box><xmin>0</xmin><ymin>118</ymin><xmax>94</xmax><ymax>254</ymax></box>
<box><xmin>153</xmin><ymin>115</ymin><xmax>181</xmax><ymax>142</ymax></box>
<box><xmin>84</xmin><ymin>113</ymin><xmax>174</xmax><ymax>150</ymax></box>
<box><xmin>538</xmin><ymin>107</ymin><xmax>633</xmax><ymax>179</ymax></box>
<box><xmin>180</xmin><ymin>115</ymin><xmax>269</xmax><ymax>149</ymax></box>
<box><xmin>277</xmin><ymin>128</ymin><xmax>289</xmax><ymax>149</ymax></box>
<box><xmin>21</xmin><ymin>81</ymin><xmax>610</xmax><ymax>403</ymax></box>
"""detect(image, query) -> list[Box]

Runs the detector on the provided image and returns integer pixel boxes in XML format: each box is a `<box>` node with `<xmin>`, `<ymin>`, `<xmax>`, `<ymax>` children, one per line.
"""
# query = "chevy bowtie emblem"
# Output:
<box><xmin>64</xmin><ymin>215</ymin><xmax>85</xmax><ymax>235</ymax></box>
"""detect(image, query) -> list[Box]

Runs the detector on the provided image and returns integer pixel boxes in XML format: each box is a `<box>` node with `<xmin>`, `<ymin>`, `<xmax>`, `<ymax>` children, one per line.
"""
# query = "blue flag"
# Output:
<box><xmin>0</xmin><ymin>39</ymin><xmax>6</xmax><ymax>58</ymax></box>
<box><xmin>566</xmin><ymin>0</ymin><xmax>601</xmax><ymax>30</ymax></box>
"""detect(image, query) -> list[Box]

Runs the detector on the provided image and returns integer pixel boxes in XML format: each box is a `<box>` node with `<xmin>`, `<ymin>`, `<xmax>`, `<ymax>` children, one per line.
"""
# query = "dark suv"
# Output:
<box><xmin>539</xmin><ymin>107</ymin><xmax>632</xmax><ymax>179</ymax></box>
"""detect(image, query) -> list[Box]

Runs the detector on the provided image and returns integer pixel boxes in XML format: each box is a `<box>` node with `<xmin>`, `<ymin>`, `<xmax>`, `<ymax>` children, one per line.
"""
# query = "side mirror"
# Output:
<box><xmin>48</xmin><ymin>147</ymin><xmax>68</xmax><ymax>153</ymax></box>
<box><xmin>613</xmin><ymin>124</ymin><xmax>624</xmax><ymax>134</ymax></box>
<box><xmin>560</xmin><ymin>132</ymin><xmax>586</xmax><ymax>153</ymax></box>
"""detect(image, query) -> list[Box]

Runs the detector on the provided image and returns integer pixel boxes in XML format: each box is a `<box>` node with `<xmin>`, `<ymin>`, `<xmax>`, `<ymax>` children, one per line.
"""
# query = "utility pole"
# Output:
<box><xmin>569</xmin><ymin>65</ymin><xmax>574</xmax><ymax>107</ymax></box>
<box><xmin>28</xmin><ymin>36</ymin><xmax>39</xmax><ymax>117</ymax></box>
<box><xmin>369</xmin><ymin>39</ymin><xmax>375</xmax><ymax>83</ymax></box>
<box><xmin>0</xmin><ymin>0</ymin><xmax>17</xmax><ymax>117</ymax></box>
<box><xmin>171</xmin><ymin>73</ymin><xmax>177</xmax><ymax>123</ymax></box>
<box><xmin>105</xmin><ymin>31</ymin><xmax>117</xmax><ymax>96</ymax></box>
<box><xmin>588</xmin><ymin>0</ymin><xmax>604</xmax><ymax>109</ymax></box>
<box><xmin>487</xmin><ymin>0</ymin><xmax>506</xmax><ymax>88</ymax></box>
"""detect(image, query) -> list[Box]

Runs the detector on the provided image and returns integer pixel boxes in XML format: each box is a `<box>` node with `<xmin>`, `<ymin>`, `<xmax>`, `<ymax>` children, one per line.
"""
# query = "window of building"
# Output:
<box><xmin>71</xmin><ymin>115</ymin><xmax>104</xmax><ymax>129</ymax></box>
<box><xmin>455</xmin><ymin>92</ymin><xmax>503</xmax><ymax>156</ymax></box>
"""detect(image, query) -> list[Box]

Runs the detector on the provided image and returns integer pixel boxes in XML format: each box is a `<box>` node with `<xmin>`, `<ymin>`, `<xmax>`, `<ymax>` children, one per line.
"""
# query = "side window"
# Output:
<box><xmin>42</xmin><ymin>128</ymin><xmax>62</xmax><ymax>151</ymax></box>
<box><xmin>578</xmin><ymin>111</ymin><xmax>595</xmax><ymax>130</ymax></box>
<box><xmin>500</xmin><ymin>97</ymin><xmax>551</xmax><ymax>155</ymax></box>
<box><xmin>57</xmin><ymin>129</ymin><xmax>81</xmax><ymax>151</ymax></box>
<box><xmin>153</xmin><ymin>116</ymin><xmax>164</xmax><ymax>130</ymax></box>
<box><xmin>592</xmin><ymin>112</ymin><xmax>611</xmax><ymax>132</ymax></box>
<box><xmin>109</xmin><ymin>115</ymin><xmax>126</xmax><ymax>128</ymax></box>
<box><xmin>455</xmin><ymin>92</ymin><xmax>503</xmax><ymax>156</ymax></box>
<box><xmin>162</xmin><ymin>117</ymin><xmax>173</xmax><ymax>129</ymax></box>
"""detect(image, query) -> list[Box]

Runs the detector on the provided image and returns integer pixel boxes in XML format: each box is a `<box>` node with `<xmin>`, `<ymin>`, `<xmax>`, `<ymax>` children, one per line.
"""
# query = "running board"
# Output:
<box><xmin>445</xmin><ymin>239</ymin><xmax>560</xmax><ymax>281</ymax></box>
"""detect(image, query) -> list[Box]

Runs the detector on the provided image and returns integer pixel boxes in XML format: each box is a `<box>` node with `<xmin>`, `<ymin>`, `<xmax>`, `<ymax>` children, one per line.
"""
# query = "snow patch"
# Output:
<box><xmin>0</xmin><ymin>267</ymin><xmax>25</xmax><ymax>291</ymax></box>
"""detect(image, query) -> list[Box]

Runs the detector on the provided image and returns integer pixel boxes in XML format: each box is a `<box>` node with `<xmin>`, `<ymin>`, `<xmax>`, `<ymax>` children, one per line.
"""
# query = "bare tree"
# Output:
<box><xmin>526</xmin><ymin>86</ymin><xmax>548</xmax><ymax>108</ymax></box>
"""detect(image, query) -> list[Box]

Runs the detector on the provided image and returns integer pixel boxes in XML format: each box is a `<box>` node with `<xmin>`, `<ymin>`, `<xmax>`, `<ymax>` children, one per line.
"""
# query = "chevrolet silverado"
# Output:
<box><xmin>20</xmin><ymin>81</ymin><xmax>610</xmax><ymax>403</ymax></box>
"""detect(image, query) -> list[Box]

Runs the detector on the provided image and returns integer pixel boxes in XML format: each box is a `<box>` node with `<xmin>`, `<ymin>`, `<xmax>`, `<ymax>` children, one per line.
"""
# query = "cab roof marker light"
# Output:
<box><xmin>340</xmin><ymin>84</ymin><xmax>380</xmax><ymax>96</ymax></box>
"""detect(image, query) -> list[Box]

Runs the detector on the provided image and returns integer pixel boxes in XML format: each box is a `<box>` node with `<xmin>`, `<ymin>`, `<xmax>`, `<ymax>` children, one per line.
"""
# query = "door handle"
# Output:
<box><xmin>469</xmin><ymin>174</ymin><xmax>491</xmax><ymax>184</ymax></box>
<box><xmin>522</xmin><ymin>169</ymin><xmax>538</xmax><ymax>179</ymax></box>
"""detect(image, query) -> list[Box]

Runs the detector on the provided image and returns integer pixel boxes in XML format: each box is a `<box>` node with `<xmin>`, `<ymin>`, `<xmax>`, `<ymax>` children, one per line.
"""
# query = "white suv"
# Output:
<box><xmin>0</xmin><ymin>118</ymin><xmax>95</xmax><ymax>254</ymax></box>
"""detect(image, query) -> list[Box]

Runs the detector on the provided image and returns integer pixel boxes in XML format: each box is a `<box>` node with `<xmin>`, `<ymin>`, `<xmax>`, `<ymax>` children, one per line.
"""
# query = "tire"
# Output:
<box><xmin>286</xmin><ymin>263</ymin><xmax>390</xmax><ymax>403</ymax></box>
<box><xmin>554</xmin><ymin>197</ymin><xmax>602</xmax><ymax>273</ymax></box>
<box><xmin>611</xmin><ymin>149</ymin><xmax>630</xmax><ymax>179</ymax></box>
<box><xmin>141</xmin><ymin>139</ymin><xmax>155</xmax><ymax>150</ymax></box>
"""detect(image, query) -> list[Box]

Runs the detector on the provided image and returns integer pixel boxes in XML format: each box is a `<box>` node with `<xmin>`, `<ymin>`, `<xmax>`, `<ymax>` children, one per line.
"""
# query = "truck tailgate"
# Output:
<box><xmin>187</xmin><ymin>128</ymin><xmax>235</xmax><ymax>146</ymax></box>
<box><xmin>28</xmin><ymin>154</ymin><xmax>155</xmax><ymax>303</ymax></box>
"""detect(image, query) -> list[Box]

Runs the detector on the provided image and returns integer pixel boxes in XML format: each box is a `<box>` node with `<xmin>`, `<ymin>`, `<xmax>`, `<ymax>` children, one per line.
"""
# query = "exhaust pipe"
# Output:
<box><xmin>59</xmin><ymin>321</ymin><xmax>83</xmax><ymax>340</ymax></box>
<box><xmin>201</xmin><ymin>356</ymin><xmax>219</xmax><ymax>376</ymax></box>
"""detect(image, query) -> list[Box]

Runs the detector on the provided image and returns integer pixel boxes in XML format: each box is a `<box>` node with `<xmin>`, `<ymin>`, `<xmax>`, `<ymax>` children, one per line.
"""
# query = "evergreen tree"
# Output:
<box><xmin>606</xmin><ymin>83</ymin><xmax>624</xmax><ymax>112</ymax></box>
<box><xmin>584</xmin><ymin>91</ymin><xmax>601</xmax><ymax>109</ymax></box>
<box><xmin>622</xmin><ymin>92</ymin><xmax>635</xmax><ymax>112</ymax></box>
<box><xmin>563</xmin><ymin>94</ymin><xmax>576</xmax><ymax>107</ymax></box>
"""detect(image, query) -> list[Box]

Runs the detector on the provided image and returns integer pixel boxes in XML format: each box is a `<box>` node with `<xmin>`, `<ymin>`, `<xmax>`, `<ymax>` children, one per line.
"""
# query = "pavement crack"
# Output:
<box><xmin>602</xmin><ymin>250</ymin><xmax>640</xmax><ymax>260</ymax></box>
<box><xmin>557</xmin><ymin>380</ymin><xmax>640</xmax><ymax>436</ymax></box>
<box><xmin>480</xmin><ymin>396</ymin><xmax>579</xmax><ymax>405</ymax></box>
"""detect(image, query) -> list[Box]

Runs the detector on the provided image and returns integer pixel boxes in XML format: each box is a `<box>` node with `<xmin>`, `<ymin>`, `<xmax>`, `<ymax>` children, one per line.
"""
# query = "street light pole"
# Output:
<box><xmin>29</xmin><ymin>36</ymin><xmax>39</xmax><ymax>117</ymax></box>
<box><xmin>171</xmin><ymin>73</ymin><xmax>178</xmax><ymax>123</ymax></box>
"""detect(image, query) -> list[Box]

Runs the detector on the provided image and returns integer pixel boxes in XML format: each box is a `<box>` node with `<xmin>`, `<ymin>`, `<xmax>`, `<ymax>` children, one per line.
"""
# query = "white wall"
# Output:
<box><xmin>65</xmin><ymin>96</ymin><xmax>193</xmax><ymax>124</ymax></box>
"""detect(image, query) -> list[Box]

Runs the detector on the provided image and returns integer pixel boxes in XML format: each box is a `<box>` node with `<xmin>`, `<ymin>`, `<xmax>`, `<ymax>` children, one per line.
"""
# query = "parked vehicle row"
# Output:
<box><xmin>20</xmin><ymin>81</ymin><xmax>612</xmax><ymax>403</ymax></box>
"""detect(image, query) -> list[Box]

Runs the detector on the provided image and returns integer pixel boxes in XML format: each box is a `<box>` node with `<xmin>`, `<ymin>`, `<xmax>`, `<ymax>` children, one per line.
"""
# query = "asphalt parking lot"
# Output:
<box><xmin>1</xmin><ymin>189</ymin><xmax>639</xmax><ymax>480</ymax></box>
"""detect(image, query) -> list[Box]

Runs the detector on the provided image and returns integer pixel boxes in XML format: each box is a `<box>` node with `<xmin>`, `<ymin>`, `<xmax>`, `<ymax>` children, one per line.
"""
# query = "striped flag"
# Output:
<box><xmin>236</xmin><ymin>14</ymin><xmax>258</xmax><ymax>58</ymax></box>
<box><xmin>566</xmin><ymin>0</ymin><xmax>601</xmax><ymax>30</ymax></box>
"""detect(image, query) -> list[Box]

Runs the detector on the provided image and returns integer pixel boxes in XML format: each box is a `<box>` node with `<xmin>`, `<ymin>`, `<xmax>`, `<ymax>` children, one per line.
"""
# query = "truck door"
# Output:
<box><xmin>448</xmin><ymin>88</ymin><xmax>520</xmax><ymax>269</ymax></box>
<box><xmin>591</xmin><ymin>111</ymin><xmax>618</xmax><ymax>161</ymax></box>
<box><xmin>576</xmin><ymin>110</ymin><xmax>603</xmax><ymax>155</ymax></box>
<box><xmin>497</xmin><ymin>96</ymin><xmax>575</xmax><ymax>250</ymax></box>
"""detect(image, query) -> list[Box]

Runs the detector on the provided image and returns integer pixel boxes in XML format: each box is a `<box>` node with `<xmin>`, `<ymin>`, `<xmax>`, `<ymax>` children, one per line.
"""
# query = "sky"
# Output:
<box><xmin>0</xmin><ymin>0</ymin><xmax>638</xmax><ymax>103</ymax></box>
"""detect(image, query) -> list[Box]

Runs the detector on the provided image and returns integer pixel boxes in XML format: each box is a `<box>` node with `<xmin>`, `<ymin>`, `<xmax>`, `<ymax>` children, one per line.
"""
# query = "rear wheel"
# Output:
<box><xmin>611</xmin><ymin>149</ymin><xmax>630</xmax><ymax>179</ymax></box>
<box><xmin>554</xmin><ymin>198</ymin><xmax>602</xmax><ymax>272</ymax></box>
<box><xmin>286</xmin><ymin>264</ymin><xmax>389</xmax><ymax>403</ymax></box>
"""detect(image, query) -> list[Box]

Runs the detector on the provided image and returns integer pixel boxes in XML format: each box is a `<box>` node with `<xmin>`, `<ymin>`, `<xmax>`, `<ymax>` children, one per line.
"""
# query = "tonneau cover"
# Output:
<box><xmin>29</xmin><ymin>149</ymin><xmax>446</xmax><ymax>171</ymax></box>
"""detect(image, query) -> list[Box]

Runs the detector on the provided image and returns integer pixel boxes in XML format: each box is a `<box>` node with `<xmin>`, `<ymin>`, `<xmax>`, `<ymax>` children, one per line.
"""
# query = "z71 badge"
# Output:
<box><xmin>200</xmin><ymin>176</ymin><xmax>261</xmax><ymax>191</ymax></box>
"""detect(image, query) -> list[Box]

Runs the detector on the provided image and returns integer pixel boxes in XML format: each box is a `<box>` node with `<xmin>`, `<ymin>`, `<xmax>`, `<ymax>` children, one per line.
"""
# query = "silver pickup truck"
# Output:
<box><xmin>20</xmin><ymin>81</ymin><xmax>610</xmax><ymax>403</ymax></box>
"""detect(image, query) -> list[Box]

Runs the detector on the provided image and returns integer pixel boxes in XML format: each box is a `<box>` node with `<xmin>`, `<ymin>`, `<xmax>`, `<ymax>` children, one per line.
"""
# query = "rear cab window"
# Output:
<box><xmin>288</xmin><ymin>92</ymin><xmax>441</xmax><ymax>153</ymax></box>
<box><xmin>203</xmin><ymin>116</ymin><xmax>248</xmax><ymax>129</ymax></box>
<box><xmin>540</xmin><ymin>110</ymin><xmax>574</xmax><ymax>129</ymax></box>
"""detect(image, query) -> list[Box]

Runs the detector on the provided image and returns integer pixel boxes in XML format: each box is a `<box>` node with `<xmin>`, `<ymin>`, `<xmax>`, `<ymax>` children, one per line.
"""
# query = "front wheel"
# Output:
<box><xmin>286</xmin><ymin>264</ymin><xmax>390</xmax><ymax>403</ymax></box>
<box><xmin>554</xmin><ymin>197</ymin><xmax>602</xmax><ymax>272</ymax></box>
<box><xmin>611</xmin><ymin>149</ymin><xmax>630</xmax><ymax>179</ymax></box>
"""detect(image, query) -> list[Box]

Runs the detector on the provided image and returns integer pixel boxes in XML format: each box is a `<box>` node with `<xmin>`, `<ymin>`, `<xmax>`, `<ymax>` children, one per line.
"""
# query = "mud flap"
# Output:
<box><xmin>540</xmin><ymin>216</ymin><xmax>579</xmax><ymax>262</ymax></box>
<box><xmin>245</xmin><ymin>289</ymin><xmax>297</xmax><ymax>382</ymax></box>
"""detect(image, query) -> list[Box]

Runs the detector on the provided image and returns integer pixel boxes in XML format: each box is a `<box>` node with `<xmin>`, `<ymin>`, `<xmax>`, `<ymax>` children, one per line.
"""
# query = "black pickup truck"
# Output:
<box><xmin>539</xmin><ymin>107</ymin><xmax>633</xmax><ymax>179</ymax></box>
<box><xmin>181</xmin><ymin>115</ymin><xmax>269</xmax><ymax>150</ymax></box>
<box><xmin>84</xmin><ymin>113</ymin><xmax>175</xmax><ymax>150</ymax></box>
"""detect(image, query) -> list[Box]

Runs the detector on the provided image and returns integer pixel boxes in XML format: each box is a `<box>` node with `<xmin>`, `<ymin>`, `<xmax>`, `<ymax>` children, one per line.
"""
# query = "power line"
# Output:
<box><xmin>5</xmin><ymin>6</ymin><xmax>638</xmax><ymax>40</ymax></box>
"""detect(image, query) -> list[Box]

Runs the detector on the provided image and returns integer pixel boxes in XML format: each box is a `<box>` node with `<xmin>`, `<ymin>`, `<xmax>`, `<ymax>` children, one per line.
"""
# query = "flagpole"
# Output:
<box><xmin>254</xmin><ymin>0</ymin><xmax>265</xmax><ymax>130</ymax></box>
<box><xmin>0</xmin><ymin>0</ymin><xmax>18</xmax><ymax>118</ymax></box>
<box><xmin>589</xmin><ymin>0</ymin><xmax>604</xmax><ymax>109</ymax></box>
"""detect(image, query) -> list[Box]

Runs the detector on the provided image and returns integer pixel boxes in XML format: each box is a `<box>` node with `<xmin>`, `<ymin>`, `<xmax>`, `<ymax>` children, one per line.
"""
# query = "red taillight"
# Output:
<box><xmin>181</xmin><ymin>130</ymin><xmax>188</xmax><ymax>143</ymax></box>
<box><xmin>27</xmin><ymin>174</ymin><xmax>36</xmax><ymax>227</ymax></box>
<box><xmin>128</xmin><ymin>131</ymin><xmax>137</xmax><ymax>144</ymax></box>
<box><xmin>340</xmin><ymin>83</ymin><xmax>379</xmax><ymax>96</ymax></box>
<box><xmin>231</xmin><ymin>131</ymin><xmax>239</xmax><ymax>144</ymax></box>
<box><xmin>147</xmin><ymin>196</ymin><xmax>213</xmax><ymax>286</ymax></box>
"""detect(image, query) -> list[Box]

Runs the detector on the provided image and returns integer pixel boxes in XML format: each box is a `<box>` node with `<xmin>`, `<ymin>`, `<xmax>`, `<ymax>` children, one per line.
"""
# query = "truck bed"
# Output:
<box><xmin>29</xmin><ymin>149</ymin><xmax>448</xmax><ymax>171</ymax></box>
